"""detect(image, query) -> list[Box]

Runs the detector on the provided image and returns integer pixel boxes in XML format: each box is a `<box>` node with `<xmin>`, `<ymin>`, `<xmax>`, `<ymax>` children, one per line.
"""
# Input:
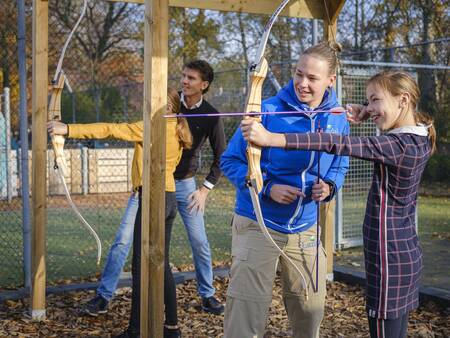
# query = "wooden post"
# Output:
<box><xmin>321</xmin><ymin>0</ymin><xmax>345</xmax><ymax>279</ymax></box>
<box><xmin>31</xmin><ymin>0</ymin><xmax>48</xmax><ymax>320</ymax></box>
<box><xmin>320</xmin><ymin>202</ymin><xmax>335</xmax><ymax>278</ymax></box>
<box><xmin>322</xmin><ymin>6</ymin><xmax>337</xmax><ymax>279</ymax></box>
<box><xmin>141</xmin><ymin>0</ymin><xmax>168</xmax><ymax>337</ymax></box>
<box><xmin>323</xmin><ymin>16</ymin><xmax>337</xmax><ymax>44</ymax></box>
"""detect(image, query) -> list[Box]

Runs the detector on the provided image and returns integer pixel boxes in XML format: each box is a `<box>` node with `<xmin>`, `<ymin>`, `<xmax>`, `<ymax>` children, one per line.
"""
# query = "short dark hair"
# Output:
<box><xmin>183</xmin><ymin>60</ymin><xmax>214</xmax><ymax>93</ymax></box>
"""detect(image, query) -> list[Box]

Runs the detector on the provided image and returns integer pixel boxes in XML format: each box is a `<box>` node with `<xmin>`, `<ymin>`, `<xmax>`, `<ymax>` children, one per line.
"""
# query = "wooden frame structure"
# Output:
<box><xmin>31</xmin><ymin>0</ymin><xmax>345</xmax><ymax>336</ymax></box>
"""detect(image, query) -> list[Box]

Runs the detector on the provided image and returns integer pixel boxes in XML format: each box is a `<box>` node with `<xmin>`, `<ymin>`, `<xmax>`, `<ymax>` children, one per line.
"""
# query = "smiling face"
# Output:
<box><xmin>293</xmin><ymin>54</ymin><xmax>336</xmax><ymax>108</ymax></box>
<box><xmin>180</xmin><ymin>67</ymin><xmax>209</xmax><ymax>98</ymax></box>
<box><xmin>365</xmin><ymin>83</ymin><xmax>410</xmax><ymax>130</ymax></box>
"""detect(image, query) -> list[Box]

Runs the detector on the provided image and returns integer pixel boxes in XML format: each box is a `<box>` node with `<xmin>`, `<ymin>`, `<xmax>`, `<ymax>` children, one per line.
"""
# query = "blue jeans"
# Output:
<box><xmin>97</xmin><ymin>192</ymin><xmax>139</xmax><ymax>301</ymax></box>
<box><xmin>175</xmin><ymin>177</ymin><xmax>215</xmax><ymax>298</ymax></box>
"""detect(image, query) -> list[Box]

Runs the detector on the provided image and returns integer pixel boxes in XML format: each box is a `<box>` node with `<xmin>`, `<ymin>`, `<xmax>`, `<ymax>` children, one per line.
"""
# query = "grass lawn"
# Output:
<box><xmin>335</xmin><ymin>195</ymin><xmax>450</xmax><ymax>290</ymax></box>
<box><xmin>1</xmin><ymin>189</ymin><xmax>448</xmax><ymax>289</ymax></box>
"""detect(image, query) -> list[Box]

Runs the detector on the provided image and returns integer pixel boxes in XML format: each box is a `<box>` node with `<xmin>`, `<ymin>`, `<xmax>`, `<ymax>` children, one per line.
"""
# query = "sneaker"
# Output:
<box><xmin>83</xmin><ymin>295</ymin><xmax>109</xmax><ymax>316</ymax></box>
<box><xmin>201</xmin><ymin>296</ymin><xmax>224</xmax><ymax>315</ymax></box>
<box><xmin>164</xmin><ymin>325</ymin><xmax>181</xmax><ymax>338</ymax></box>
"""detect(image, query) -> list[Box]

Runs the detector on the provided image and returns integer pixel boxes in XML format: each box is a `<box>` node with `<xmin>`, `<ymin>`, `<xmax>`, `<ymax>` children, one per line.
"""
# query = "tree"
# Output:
<box><xmin>169</xmin><ymin>8</ymin><xmax>222</xmax><ymax>70</ymax></box>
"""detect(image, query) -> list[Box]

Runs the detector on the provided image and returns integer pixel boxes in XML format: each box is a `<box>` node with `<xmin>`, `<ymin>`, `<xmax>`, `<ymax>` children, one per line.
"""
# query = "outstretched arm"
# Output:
<box><xmin>241</xmin><ymin>119</ymin><xmax>405</xmax><ymax>167</ymax></box>
<box><xmin>47</xmin><ymin>120</ymin><xmax>144</xmax><ymax>143</ymax></box>
<box><xmin>283</xmin><ymin>132</ymin><xmax>404</xmax><ymax>166</ymax></box>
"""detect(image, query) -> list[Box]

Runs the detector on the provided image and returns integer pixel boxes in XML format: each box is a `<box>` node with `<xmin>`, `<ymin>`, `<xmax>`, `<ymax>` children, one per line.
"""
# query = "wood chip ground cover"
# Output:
<box><xmin>1</xmin><ymin>278</ymin><xmax>449</xmax><ymax>337</ymax></box>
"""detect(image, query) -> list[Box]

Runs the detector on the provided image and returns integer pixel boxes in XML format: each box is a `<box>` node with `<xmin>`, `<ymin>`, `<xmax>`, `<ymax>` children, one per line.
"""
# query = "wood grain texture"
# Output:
<box><xmin>141</xmin><ymin>0</ymin><xmax>169</xmax><ymax>337</ymax></box>
<box><xmin>108</xmin><ymin>0</ymin><xmax>325</xmax><ymax>19</ymax></box>
<box><xmin>31</xmin><ymin>0</ymin><xmax>48</xmax><ymax>320</ymax></box>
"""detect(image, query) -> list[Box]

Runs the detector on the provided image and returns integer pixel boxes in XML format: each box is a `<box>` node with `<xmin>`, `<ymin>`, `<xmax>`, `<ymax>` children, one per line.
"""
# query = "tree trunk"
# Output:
<box><xmin>418</xmin><ymin>0</ymin><xmax>436</xmax><ymax>113</ymax></box>
<box><xmin>237</xmin><ymin>12</ymin><xmax>249</xmax><ymax>86</ymax></box>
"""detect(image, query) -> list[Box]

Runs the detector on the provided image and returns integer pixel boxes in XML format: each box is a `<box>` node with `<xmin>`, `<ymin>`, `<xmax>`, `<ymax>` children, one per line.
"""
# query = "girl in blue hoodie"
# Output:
<box><xmin>221</xmin><ymin>42</ymin><xmax>349</xmax><ymax>338</ymax></box>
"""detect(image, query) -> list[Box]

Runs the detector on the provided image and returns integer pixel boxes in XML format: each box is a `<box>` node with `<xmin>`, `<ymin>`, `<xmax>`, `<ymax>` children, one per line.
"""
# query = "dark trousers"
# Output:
<box><xmin>368</xmin><ymin>312</ymin><xmax>409</xmax><ymax>338</ymax></box>
<box><xmin>129</xmin><ymin>191</ymin><xmax>178</xmax><ymax>333</ymax></box>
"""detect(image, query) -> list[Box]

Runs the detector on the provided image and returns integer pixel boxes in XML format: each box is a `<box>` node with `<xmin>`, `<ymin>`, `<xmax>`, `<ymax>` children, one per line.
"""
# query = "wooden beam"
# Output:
<box><xmin>31</xmin><ymin>0</ymin><xmax>48</xmax><ymax>320</ymax></box>
<box><xmin>323</xmin><ymin>0</ymin><xmax>346</xmax><ymax>40</ymax></box>
<box><xmin>324</xmin><ymin>21</ymin><xmax>337</xmax><ymax>47</ymax></box>
<box><xmin>327</xmin><ymin>0</ymin><xmax>346</xmax><ymax>24</ymax></box>
<box><xmin>109</xmin><ymin>0</ymin><xmax>326</xmax><ymax>19</ymax></box>
<box><xmin>141</xmin><ymin>0</ymin><xmax>168</xmax><ymax>337</ymax></box>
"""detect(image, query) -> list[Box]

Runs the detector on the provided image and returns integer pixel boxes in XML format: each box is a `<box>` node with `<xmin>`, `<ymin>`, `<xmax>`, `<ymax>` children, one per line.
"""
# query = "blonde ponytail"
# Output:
<box><xmin>416</xmin><ymin>112</ymin><xmax>436</xmax><ymax>154</ymax></box>
<box><xmin>167</xmin><ymin>88</ymin><xmax>193</xmax><ymax>150</ymax></box>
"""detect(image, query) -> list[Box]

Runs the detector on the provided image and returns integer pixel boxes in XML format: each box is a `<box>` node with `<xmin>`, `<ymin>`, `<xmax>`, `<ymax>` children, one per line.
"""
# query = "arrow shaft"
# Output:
<box><xmin>164</xmin><ymin>110</ymin><xmax>346</xmax><ymax>118</ymax></box>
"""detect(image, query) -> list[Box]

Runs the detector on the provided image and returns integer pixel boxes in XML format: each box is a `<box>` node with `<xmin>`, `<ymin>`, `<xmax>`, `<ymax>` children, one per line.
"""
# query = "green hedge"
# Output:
<box><xmin>423</xmin><ymin>153</ymin><xmax>450</xmax><ymax>182</ymax></box>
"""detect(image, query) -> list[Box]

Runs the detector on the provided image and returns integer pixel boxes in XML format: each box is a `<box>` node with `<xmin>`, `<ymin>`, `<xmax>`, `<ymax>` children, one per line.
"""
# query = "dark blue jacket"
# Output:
<box><xmin>221</xmin><ymin>80</ymin><xmax>349</xmax><ymax>233</ymax></box>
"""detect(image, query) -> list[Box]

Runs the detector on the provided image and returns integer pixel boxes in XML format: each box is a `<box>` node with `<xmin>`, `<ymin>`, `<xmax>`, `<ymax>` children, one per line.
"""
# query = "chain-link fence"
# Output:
<box><xmin>336</xmin><ymin>67</ymin><xmax>379</xmax><ymax>248</ymax></box>
<box><xmin>1</xmin><ymin>0</ymin><xmax>26</xmax><ymax>289</ymax></box>
<box><xmin>1</xmin><ymin>1</ymin><xmax>448</xmax><ymax>292</ymax></box>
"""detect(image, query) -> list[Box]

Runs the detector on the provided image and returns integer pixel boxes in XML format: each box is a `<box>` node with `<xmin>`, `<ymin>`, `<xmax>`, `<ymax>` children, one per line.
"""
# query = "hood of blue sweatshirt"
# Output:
<box><xmin>266</xmin><ymin>79</ymin><xmax>339</xmax><ymax>112</ymax></box>
<box><xmin>221</xmin><ymin>80</ymin><xmax>349</xmax><ymax>234</ymax></box>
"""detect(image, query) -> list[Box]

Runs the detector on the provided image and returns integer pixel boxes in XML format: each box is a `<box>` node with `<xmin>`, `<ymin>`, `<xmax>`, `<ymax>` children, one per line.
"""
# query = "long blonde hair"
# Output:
<box><xmin>167</xmin><ymin>88</ymin><xmax>193</xmax><ymax>149</ymax></box>
<box><xmin>367</xmin><ymin>71</ymin><xmax>436</xmax><ymax>153</ymax></box>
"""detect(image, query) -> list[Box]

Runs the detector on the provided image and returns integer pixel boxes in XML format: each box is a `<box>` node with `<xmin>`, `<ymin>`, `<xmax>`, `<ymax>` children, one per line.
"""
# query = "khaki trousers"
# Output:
<box><xmin>224</xmin><ymin>214</ymin><xmax>327</xmax><ymax>338</ymax></box>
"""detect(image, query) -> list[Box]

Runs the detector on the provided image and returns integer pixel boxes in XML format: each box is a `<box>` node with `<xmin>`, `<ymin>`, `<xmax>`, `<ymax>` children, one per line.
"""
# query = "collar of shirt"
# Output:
<box><xmin>388</xmin><ymin>124</ymin><xmax>429</xmax><ymax>136</ymax></box>
<box><xmin>181</xmin><ymin>93</ymin><xmax>203</xmax><ymax>110</ymax></box>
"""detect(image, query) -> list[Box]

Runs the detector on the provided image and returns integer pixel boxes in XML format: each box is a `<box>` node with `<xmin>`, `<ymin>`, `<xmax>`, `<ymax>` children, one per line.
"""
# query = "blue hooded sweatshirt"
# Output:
<box><xmin>221</xmin><ymin>80</ymin><xmax>349</xmax><ymax>234</ymax></box>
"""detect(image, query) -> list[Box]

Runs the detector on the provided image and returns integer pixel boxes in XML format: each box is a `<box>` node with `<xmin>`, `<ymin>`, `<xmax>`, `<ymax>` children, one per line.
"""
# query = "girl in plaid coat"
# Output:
<box><xmin>240</xmin><ymin>71</ymin><xmax>435</xmax><ymax>338</ymax></box>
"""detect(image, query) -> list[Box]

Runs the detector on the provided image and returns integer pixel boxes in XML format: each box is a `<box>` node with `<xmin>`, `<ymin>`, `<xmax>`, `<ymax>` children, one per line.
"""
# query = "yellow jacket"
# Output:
<box><xmin>68</xmin><ymin>119</ymin><xmax>182</xmax><ymax>192</ymax></box>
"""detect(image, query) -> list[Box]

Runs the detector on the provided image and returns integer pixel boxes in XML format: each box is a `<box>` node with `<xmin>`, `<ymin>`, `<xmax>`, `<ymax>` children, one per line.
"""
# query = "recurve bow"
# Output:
<box><xmin>244</xmin><ymin>0</ymin><xmax>309</xmax><ymax>296</ymax></box>
<box><xmin>48</xmin><ymin>0</ymin><xmax>102</xmax><ymax>265</ymax></box>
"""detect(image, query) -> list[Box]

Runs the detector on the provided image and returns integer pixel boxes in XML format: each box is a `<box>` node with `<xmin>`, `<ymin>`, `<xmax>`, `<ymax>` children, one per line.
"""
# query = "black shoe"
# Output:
<box><xmin>201</xmin><ymin>296</ymin><xmax>224</xmax><ymax>315</ymax></box>
<box><xmin>164</xmin><ymin>325</ymin><xmax>181</xmax><ymax>338</ymax></box>
<box><xmin>113</xmin><ymin>329</ymin><xmax>140</xmax><ymax>338</ymax></box>
<box><xmin>83</xmin><ymin>295</ymin><xmax>109</xmax><ymax>316</ymax></box>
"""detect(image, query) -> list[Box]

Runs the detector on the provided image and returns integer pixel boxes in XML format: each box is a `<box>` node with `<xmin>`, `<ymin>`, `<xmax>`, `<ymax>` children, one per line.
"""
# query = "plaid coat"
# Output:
<box><xmin>284</xmin><ymin>126</ymin><xmax>431</xmax><ymax>319</ymax></box>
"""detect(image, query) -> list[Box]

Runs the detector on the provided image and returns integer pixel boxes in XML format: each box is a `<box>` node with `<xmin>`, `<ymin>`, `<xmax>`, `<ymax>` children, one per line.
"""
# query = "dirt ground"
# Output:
<box><xmin>1</xmin><ymin>276</ymin><xmax>449</xmax><ymax>338</ymax></box>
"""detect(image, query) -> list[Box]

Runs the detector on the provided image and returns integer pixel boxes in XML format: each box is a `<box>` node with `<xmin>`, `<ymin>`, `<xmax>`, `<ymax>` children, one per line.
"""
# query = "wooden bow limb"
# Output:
<box><xmin>244</xmin><ymin>58</ymin><xmax>268</xmax><ymax>193</ymax></box>
<box><xmin>48</xmin><ymin>72</ymin><xmax>69</xmax><ymax>176</ymax></box>
<box><xmin>47</xmin><ymin>0</ymin><xmax>101</xmax><ymax>265</ymax></box>
<box><xmin>47</xmin><ymin>71</ymin><xmax>102</xmax><ymax>266</ymax></box>
<box><xmin>248</xmin><ymin>180</ymin><xmax>309</xmax><ymax>295</ymax></box>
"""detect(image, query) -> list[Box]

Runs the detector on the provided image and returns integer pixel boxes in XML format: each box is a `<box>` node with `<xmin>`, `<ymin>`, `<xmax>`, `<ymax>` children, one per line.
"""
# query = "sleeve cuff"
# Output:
<box><xmin>323</xmin><ymin>179</ymin><xmax>337</xmax><ymax>202</ymax></box>
<box><xmin>203</xmin><ymin>180</ymin><xmax>214</xmax><ymax>190</ymax></box>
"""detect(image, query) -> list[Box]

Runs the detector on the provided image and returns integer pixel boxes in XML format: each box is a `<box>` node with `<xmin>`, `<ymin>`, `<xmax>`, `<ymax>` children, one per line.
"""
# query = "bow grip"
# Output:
<box><xmin>244</xmin><ymin>58</ymin><xmax>268</xmax><ymax>193</ymax></box>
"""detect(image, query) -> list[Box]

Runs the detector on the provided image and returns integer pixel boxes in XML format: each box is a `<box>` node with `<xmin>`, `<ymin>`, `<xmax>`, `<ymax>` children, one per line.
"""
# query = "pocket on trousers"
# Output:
<box><xmin>231</xmin><ymin>215</ymin><xmax>251</xmax><ymax>261</ymax></box>
<box><xmin>232</xmin><ymin>247</ymin><xmax>249</xmax><ymax>261</ymax></box>
<box><xmin>232</xmin><ymin>214</ymin><xmax>253</xmax><ymax>234</ymax></box>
